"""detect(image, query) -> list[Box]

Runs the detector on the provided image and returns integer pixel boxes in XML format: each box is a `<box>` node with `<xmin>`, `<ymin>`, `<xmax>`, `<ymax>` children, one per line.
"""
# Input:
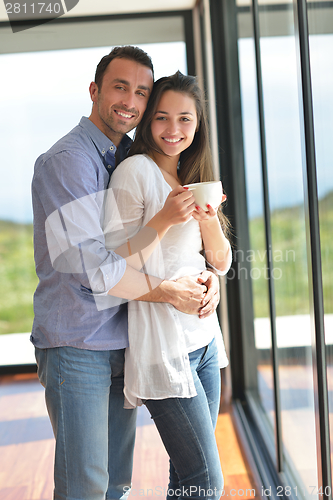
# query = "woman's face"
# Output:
<box><xmin>150</xmin><ymin>90</ymin><xmax>198</xmax><ymax>158</ymax></box>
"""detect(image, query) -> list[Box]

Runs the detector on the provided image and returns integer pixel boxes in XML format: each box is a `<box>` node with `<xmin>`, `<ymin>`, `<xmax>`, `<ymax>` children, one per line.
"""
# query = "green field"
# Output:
<box><xmin>0</xmin><ymin>191</ymin><xmax>332</xmax><ymax>334</ymax></box>
<box><xmin>0</xmin><ymin>220</ymin><xmax>37</xmax><ymax>335</ymax></box>
<box><xmin>248</xmin><ymin>190</ymin><xmax>333</xmax><ymax>318</ymax></box>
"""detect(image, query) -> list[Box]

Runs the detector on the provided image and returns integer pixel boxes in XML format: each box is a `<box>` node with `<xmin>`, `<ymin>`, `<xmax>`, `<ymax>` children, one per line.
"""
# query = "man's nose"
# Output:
<box><xmin>121</xmin><ymin>91</ymin><xmax>136</xmax><ymax>110</ymax></box>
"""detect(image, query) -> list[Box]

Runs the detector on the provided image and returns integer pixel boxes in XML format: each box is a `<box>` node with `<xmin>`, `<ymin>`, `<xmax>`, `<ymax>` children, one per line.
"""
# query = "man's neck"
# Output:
<box><xmin>88</xmin><ymin>115</ymin><xmax>123</xmax><ymax>147</ymax></box>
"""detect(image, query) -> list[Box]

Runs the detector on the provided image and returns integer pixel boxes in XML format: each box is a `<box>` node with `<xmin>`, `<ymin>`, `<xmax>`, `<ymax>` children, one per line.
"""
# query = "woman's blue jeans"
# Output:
<box><xmin>144</xmin><ymin>338</ymin><xmax>223</xmax><ymax>500</ymax></box>
<box><xmin>35</xmin><ymin>346</ymin><xmax>137</xmax><ymax>500</ymax></box>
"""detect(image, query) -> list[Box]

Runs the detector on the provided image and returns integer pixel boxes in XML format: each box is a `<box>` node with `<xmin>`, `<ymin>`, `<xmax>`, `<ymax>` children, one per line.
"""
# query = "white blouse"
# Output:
<box><xmin>104</xmin><ymin>154</ymin><xmax>230</xmax><ymax>408</ymax></box>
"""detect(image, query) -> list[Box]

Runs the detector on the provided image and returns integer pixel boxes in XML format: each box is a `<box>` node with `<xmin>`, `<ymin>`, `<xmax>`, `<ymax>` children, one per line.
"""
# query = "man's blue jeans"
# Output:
<box><xmin>144</xmin><ymin>338</ymin><xmax>223</xmax><ymax>500</ymax></box>
<box><xmin>35</xmin><ymin>346</ymin><xmax>137</xmax><ymax>500</ymax></box>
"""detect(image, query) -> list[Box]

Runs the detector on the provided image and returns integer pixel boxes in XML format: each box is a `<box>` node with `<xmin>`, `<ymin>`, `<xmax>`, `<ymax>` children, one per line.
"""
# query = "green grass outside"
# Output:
<box><xmin>0</xmin><ymin>220</ymin><xmax>37</xmax><ymax>335</ymax></box>
<box><xmin>248</xmin><ymin>191</ymin><xmax>333</xmax><ymax>318</ymax></box>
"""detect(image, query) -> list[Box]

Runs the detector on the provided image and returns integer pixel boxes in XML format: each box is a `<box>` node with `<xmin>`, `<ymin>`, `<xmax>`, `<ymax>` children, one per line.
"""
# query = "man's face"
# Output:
<box><xmin>89</xmin><ymin>57</ymin><xmax>153</xmax><ymax>146</ymax></box>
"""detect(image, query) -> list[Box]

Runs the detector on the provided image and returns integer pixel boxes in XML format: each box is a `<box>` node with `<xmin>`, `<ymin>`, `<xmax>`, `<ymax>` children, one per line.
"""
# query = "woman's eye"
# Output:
<box><xmin>156</xmin><ymin>116</ymin><xmax>166</xmax><ymax>120</ymax></box>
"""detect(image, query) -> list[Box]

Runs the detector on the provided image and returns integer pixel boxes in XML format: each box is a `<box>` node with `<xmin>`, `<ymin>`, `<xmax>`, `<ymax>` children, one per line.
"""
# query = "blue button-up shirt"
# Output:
<box><xmin>31</xmin><ymin>117</ymin><xmax>132</xmax><ymax>350</ymax></box>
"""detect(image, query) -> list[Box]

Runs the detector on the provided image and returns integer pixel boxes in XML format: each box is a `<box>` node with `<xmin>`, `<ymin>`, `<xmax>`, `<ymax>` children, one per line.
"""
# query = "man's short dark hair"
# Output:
<box><xmin>94</xmin><ymin>46</ymin><xmax>154</xmax><ymax>90</ymax></box>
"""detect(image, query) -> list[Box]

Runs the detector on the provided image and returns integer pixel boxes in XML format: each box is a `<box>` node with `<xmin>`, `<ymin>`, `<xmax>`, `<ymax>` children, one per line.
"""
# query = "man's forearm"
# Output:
<box><xmin>107</xmin><ymin>265</ymin><xmax>163</xmax><ymax>301</ymax></box>
<box><xmin>135</xmin><ymin>279</ymin><xmax>176</xmax><ymax>304</ymax></box>
<box><xmin>108</xmin><ymin>266</ymin><xmax>218</xmax><ymax>317</ymax></box>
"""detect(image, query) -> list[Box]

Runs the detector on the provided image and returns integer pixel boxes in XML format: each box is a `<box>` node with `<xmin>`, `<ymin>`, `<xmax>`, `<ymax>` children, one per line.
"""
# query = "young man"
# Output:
<box><xmin>31</xmin><ymin>46</ymin><xmax>220</xmax><ymax>500</ymax></box>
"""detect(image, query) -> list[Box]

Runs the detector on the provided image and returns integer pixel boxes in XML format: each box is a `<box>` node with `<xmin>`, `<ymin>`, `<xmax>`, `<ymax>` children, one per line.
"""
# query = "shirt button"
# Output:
<box><xmin>109</xmin><ymin>146</ymin><xmax>114</xmax><ymax>151</ymax></box>
<box><xmin>107</xmin><ymin>165</ymin><xmax>112</xmax><ymax>169</ymax></box>
<box><xmin>102</xmin><ymin>149</ymin><xmax>106</xmax><ymax>154</ymax></box>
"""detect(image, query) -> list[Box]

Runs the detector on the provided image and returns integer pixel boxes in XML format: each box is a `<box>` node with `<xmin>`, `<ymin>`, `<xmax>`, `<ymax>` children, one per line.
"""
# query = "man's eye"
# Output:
<box><xmin>137</xmin><ymin>91</ymin><xmax>147</xmax><ymax>97</ymax></box>
<box><xmin>116</xmin><ymin>86</ymin><xmax>125</xmax><ymax>91</ymax></box>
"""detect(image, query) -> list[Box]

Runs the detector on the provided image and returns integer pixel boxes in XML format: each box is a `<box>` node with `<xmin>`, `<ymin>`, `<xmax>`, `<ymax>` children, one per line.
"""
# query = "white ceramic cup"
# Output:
<box><xmin>184</xmin><ymin>181</ymin><xmax>223</xmax><ymax>210</ymax></box>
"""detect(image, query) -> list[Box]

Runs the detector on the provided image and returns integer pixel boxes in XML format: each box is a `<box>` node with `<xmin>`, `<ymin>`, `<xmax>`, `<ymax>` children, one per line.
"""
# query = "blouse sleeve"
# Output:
<box><xmin>103</xmin><ymin>155</ymin><xmax>148</xmax><ymax>251</ymax></box>
<box><xmin>203</xmin><ymin>240</ymin><xmax>232</xmax><ymax>276</ymax></box>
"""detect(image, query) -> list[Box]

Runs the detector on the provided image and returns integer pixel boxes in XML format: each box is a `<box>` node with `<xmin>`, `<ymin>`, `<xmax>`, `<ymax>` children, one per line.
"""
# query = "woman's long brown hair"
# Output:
<box><xmin>129</xmin><ymin>71</ymin><xmax>230</xmax><ymax>239</ymax></box>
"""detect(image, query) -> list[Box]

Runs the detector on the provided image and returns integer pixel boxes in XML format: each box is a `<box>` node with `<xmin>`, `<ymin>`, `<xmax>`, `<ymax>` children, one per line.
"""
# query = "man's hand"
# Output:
<box><xmin>197</xmin><ymin>270</ymin><xmax>220</xmax><ymax>319</ymax></box>
<box><xmin>136</xmin><ymin>270</ymin><xmax>220</xmax><ymax>318</ymax></box>
<box><xmin>161</xmin><ymin>276</ymin><xmax>206</xmax><ymax>315</ymax></box>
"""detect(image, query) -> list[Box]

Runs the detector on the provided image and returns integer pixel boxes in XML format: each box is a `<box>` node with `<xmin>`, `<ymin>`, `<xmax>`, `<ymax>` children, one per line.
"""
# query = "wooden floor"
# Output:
<box><xmin>0</xmin><ymin>373</ymin><xmax>256</xmax><ymax>500</ymax></box>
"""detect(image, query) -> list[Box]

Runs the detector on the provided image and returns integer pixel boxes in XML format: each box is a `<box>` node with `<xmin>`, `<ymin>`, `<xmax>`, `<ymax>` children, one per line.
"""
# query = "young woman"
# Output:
<box><xmin>104</xmin><ymin>72</ymin><xmax>232</xmax><ymax>500</ymax></box>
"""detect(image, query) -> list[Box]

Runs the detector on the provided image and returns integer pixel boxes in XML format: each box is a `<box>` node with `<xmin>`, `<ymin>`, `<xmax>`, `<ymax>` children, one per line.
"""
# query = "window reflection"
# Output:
<box><xmin>259</xmin><ymin>1</ymin><xmax>318</xmax><ymax>495</ymax></box>
<box><xmin>307</xmin><ymin>0</ymin><xmax>333</xmax><ymax>484</ymax></box>
<box><xmin>237</xmin><ymin>3</ymin><xmax>276</xmax><ymax>460</ymax></box>
<box><xmin>238</xmin><ymin>0</ymin><xmax>321</xmax><ymax>495</ymax></box>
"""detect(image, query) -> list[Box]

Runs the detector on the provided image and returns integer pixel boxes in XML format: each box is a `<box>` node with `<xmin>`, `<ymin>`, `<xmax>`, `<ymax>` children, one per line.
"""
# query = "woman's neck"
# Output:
<box><xmin>150</xmin><ymin>151</ymin><xmax>180</xmax><ymax>181</ymax></box>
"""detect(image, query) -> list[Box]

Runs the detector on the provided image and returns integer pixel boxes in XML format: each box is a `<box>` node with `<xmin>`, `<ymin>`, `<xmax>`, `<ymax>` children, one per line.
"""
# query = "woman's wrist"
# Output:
<box><xmin>199</xmin><ymin>213</ymin><xmax>219</xmax><ymax>228</ymax></box>
<box><xmin>147</xmin><ymin>211</ymin><xmax>171</xmax><ymax>239</ymax></box>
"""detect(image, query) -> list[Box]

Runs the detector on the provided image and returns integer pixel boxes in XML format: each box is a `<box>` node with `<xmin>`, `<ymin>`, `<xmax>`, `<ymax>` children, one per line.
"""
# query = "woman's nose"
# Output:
<box><xmin>166</xmin><ymin>120</ymin><xmax>178</xmax><ymax>134</ymax></box>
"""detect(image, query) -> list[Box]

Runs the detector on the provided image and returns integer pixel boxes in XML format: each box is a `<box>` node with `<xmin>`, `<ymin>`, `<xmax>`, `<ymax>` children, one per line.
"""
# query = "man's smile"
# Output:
<box><xmin>114</xmin><ymin>109</ymin><xmax>136</xmax><ymax>119</ymax></box>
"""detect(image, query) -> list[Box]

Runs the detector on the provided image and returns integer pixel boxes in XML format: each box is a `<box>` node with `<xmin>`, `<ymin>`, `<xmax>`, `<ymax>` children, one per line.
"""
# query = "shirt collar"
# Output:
<box><xmin>79</xmin><ymin>116</ymin><xmax>117</xmax><ymax>159</ymax></box>
<box><xmin>79</xmin><ymin>116</ymin><xmax>132</xmax><ymax>166</ymax></box>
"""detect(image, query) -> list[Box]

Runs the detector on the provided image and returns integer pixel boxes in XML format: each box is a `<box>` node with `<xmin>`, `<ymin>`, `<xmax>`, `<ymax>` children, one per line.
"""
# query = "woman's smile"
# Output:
<box><xmin>162</xmin><ymin>137</ymin><xmax>184</xmax><ymax>144</ymax></box>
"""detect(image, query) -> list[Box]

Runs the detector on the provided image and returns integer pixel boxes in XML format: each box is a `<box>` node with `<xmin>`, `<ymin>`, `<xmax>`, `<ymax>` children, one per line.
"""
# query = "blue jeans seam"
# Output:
<box><xmin>57</xmin><ymin>348</ymin><xmax>69</xmax><ymax>499</ymax></box>
<box><xmin>197</xmin><ymin>345</ymin><xmax>209</xmax><ymax>368</ymax></box>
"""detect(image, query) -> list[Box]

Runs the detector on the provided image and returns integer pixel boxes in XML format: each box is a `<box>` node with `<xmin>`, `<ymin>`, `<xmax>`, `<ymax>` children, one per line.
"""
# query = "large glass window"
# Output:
<box><xmin>236</xmin><ymin>0</ymin><xmax>328</xmax><ymax>496</ymax></box>
<box><xmin>307</xmin><ymin>0</ymin><xmax>333</xmax><ymax>483</ymax></box>
<box><xmin>237</xmin><ymin>0</ymin><xmax>276</xmax><ymax>462</ymax></box>
<box><xmin>0</xmin><ymin>31</ymin><xmax>187</xmax><ymax>366</ymax></box>
<box><xmin>258</xmin><ymin>4</ymin><xmax>318</xmax><ymax>492</ymax></box>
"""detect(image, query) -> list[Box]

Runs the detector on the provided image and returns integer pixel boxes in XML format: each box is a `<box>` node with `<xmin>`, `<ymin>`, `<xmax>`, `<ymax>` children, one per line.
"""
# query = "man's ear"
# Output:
<box><xmin>89</xmin><ymin>82</ymin><xmax>98</xmax><ymax>104</ymax></box>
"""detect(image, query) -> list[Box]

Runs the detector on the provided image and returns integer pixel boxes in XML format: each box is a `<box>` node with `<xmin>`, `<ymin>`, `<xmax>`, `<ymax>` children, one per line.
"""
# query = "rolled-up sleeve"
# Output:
<box><xmin>33</xmin><ymin>149</ymin><xmax>127</xmax><ymax>294</ymax></box>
